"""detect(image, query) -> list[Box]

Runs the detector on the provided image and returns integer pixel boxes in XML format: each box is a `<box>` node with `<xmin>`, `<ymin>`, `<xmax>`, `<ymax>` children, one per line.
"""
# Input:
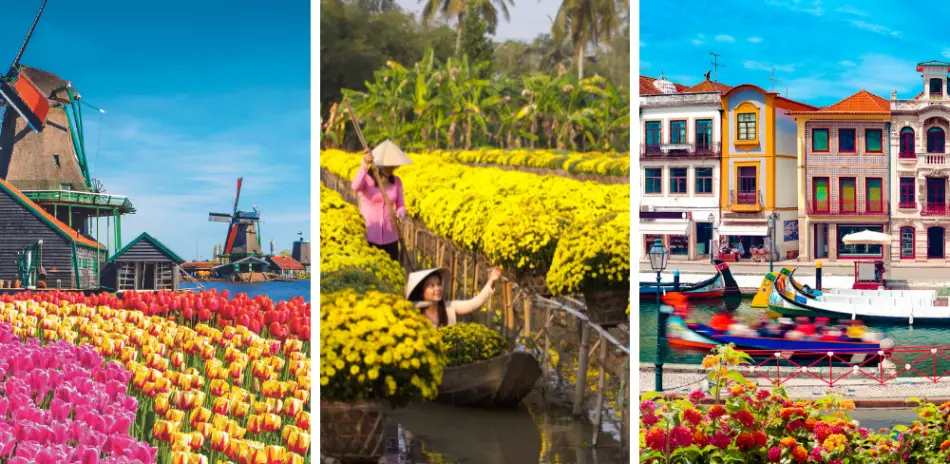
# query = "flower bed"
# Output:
<box><xmin>0</xmin><ymin>299</ymin><xmax>310</xmax><ymax>463</ymax></box>
<box><xmin>321</xmin><ymin>150</ymin><xmax>628</xmax><ymax>293</ymax></box>
<box><xmin>438</xmin><ymin>323</ymin><xmax>508</xmax><ymax>367</ymax></box>
<box><xmin>320</xmin><ymin>184</ymin><xmax>406</xmax><ymax>294</ymax></box>
<box><xmin>0</xmin><ymin>289</ymin><xmax>311</xmax><ymax>341</ymax></box>
<box><xmin>429</xmin><ymin>149</ymin><xmax>629</xmax><ymax>177</ymax></box>
<box><xmin>639</xmin><ymin>344</ymin><xmax>950</xmax><ymax>463</ymax></box>
<box><xmin>0</xmin><ymin>323</ymin><xmax>155</xmax><ymax>462</ymax></box>
<box><xmin>320</xmin><ymin>289</ymin><xmax>445</xmax><ymax>407</ymax></box>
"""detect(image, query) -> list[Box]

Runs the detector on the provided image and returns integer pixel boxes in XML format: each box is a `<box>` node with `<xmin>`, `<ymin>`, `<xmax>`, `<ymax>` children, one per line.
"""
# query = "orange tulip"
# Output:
<box><xmin>282</xmin><ymin>398</ymin><xmax>303</xmax><ymax>417</ymax></box>
<box><xmin>292</xmin><ymin>389</ymin><xmax>308</xmax><ymax>403</ymax></box>
<box><xmin>213</xmin><ymin>397</ymin><xmax>231</xmax><ymax>416</ymax></box>
<box><xmin>189</xmin><ymin>407</ymin><xmax>212</xmax><ymax>429</ymax></box>
<box><xmin>201</xmin><ymin>344</ymin><xmax>216</xmax><ymax>361</ymax></box>
<box><xmin>166</xmin><ymin>408</ymin><xmax>186</xmax><ymax>424</ymax></box>
<box><xmin>153</xmin><ymin>419</ymin><xmax>178</xmax><ymax>443</ymax></box>
<box><xmin>295</xmin><ymin>411</ymin><xmax>309</xmax><ymax>430</ymax></box>
<box><xmin>195</xmin><ymin>422</ymin><xmax>213</xmax><ymax>440</ymax></box>
<box><xmin>282</xmin><ymin>426</ymin><xmax>309</xmax><ymax>455</ymax></box>
<box><xmin>228</xmin><ymin>361</ymin><xmax>245</xmax><ymax>380</ymax></box>
<box><xmin>170</xmin><ymin>451</ymin><xmax>208</xmax><ymax>464</ymax></box>
<box><xmin>171</xmin><ymin>351</ymin><xmax>185</xmax><ymax>369</ymax></box>
<box><xmin>211</xmin><ymin>430</ymin><xmax>231</xmax><ymax>453</ymax></box>
<box><xmin>210</xmin><ymin>378</ymin><xmax>230</xmax><ymax>397</ymax></box>
<box><xmin>261</xmin><ymin>380</ymin><xmax>283</xmax><ymax>399</ymax></box>
<box><xmin>232</xmin><ymin>401</ymin><xmax>251</xmax><ymax>420</ymax></box>
<box><xmin>155</xmin><ymin>392</ymin><xmax>171</xmax><ymax>415</ymax></box>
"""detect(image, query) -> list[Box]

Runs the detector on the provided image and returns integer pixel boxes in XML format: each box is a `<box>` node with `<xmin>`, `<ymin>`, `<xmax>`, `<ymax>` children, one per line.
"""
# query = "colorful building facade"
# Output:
<box><xmin>889</xmin><ymin>61</ymin><xmax>950</xmax><ymax>262</ymax></box>
<box><xmin>639</xmin><ymin>75</ymin><xmax>729</xmax><ymax>261</ymax></box>
<box><xmin>790</xmin><ymin>91</ymin><xmax>892</xmax><ymax>262</ymax></box>
<box><xmin>719</xmin><ymin>85</ymin><xmax>816</xmax><ymax>262</ymax></box>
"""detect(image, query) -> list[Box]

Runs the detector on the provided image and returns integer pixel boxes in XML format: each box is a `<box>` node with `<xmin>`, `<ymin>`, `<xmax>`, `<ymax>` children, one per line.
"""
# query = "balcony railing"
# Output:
<box><xmin>922</xmin><ymin>202</ymin><xmax>950</xmax><ymax>216</ymax></box>
<box><xmin>805</xmin><ymin>201</ymin><xmax>887</xmax><ymax>216</ymax></box>
<box><xmin>728</xmin><ymin>189</ymin><xmax>764</xmax><ymax>212</ymax></box>
<box><xmin>641</xmin><ymin>142</ymin><xmax>721</xmax><ymax>157</ymax></box>
<box><xmin>923</xmin><ymin>154</ymin><xmax>949</xmax><ymax>166</ymax></box>
<box><xmin>899</xmin><ymin>151</ymin><xmax>917</xmax><ymax>159</ymax></box>
<box><xmin>899</xmin><ymin>200</ymin><xmax>917</xmax><ymax>209</ymax></box>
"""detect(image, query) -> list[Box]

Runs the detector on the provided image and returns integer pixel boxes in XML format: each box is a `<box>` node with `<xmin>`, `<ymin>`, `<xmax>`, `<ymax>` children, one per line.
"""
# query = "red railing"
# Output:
<box><xmin>806</xmin><ymin>202</ymin><xmax>887</xmax><ymax>215</ymax></box>
<box><xmin>922</xmin><ymin>203</ymin><xmax>950</xmax><ymax>216</ymax></box>
<box><xmin>899</xmin><ymin>151</ymin><xmax>917</xmax><ymax>159</ymax></box>
<box><xmin>899</xmin><ymin>201</ymin><xmax>917</xmax><ymax>209</ymax></box>
<box><xmin>737</xmin><ymin>191</ymin><xmax>757</xmax><ymax>205</ymax></box>
<box><xmin>736</xmin><ymin>345</ymin><xmax>950</xmax><ymax>387</ymax></box>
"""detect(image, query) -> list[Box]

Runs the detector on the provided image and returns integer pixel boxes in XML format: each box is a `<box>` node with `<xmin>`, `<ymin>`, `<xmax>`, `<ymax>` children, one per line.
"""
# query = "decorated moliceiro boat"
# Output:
<box><xmin>666</xmin><ymin>315</ymin><xmax>883</xmax><ymax>353</ymax></box>
<box><xmin>765</xmin><ymin>272</ymin><xmax>950</xmax><ymax>325</ymax></box>
<box><xmin>752</xmin><ymin>267</ymin><xmax>937</xmax><ymax>308</ymax></box>
<box><xmin>640</xmin><ymin>261</ymin><xmax>741</xmax><ymax>299</ymax></box>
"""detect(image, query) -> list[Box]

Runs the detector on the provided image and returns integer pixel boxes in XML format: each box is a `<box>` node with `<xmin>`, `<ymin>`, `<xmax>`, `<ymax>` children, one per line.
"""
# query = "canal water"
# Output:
<box><xmin>640</xmin><ymin>297</ymin><xmax>950</xmax><ymax>366</ymax></box>
<box><xmin>180</xmin><ymin>279</ymin><xmax>311</xmax><ymax>302</ymax></box>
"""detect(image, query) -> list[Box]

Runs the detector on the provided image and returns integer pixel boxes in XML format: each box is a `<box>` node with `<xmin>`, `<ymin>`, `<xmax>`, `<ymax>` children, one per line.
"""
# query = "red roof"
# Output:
<box><xmin>788</xmin><ymin>90</ymin><xmax>889</xmax><ymax>115</ymax></box>
<box><xmin>0</xmin><ymin>179</ymin><xmax>103</xmax><ymax>249</ymax></box>
<box><xmin>639</xmin><ymin>75</ymin><xmax>689</xmax><ymax>95</ymax></box>
<box><xmin>181</xmin><ymin>261</ymin><xmax>216</xmax><ymax>270</ymax></box>
<box><xmin>268</xmin><ymin>255</ymin><xmax>304</xmax><ymax>271</ymax></box>
<box><xmin>685</xmin><ymin>79</ymin><xmax>732</xmax><ymax>93</ymax></box>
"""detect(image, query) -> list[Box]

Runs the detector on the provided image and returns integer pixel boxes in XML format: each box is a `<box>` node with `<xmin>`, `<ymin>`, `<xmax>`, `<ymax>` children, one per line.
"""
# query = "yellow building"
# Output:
<box><xmin>718</xmin><ymin>85</ymin><xmax>816</xmax><ymax>262</ymax></box>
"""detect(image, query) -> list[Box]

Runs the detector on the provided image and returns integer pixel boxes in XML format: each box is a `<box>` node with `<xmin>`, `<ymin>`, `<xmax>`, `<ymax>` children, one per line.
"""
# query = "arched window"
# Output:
<box><xmin>900</xmin><ymin>127</ymin><xmax>915</xmax><ymax>157</ymax></box>
<box><xmin>901</xmin><ymin>226</ymin><xmax>915</xmax><ymax>259</ymax></box>
<box><xmin>928</xmin><ymin>127</ymin><xmax>946</xmax><ymax>154</ymax></box>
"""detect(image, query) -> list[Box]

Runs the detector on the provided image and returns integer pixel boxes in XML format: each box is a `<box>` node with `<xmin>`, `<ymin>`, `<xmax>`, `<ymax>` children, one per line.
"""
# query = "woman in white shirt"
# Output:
<box><xmin>405</xmin><ymin>267</ymin><xmax>502</xmax><ymax>328</ymax></box>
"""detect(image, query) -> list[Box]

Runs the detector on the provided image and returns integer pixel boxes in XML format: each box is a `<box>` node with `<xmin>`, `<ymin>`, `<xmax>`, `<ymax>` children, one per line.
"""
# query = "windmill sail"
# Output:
<box><xmin>0</xmin><ymin>74</ymin><xmax>49</xmax><ymax>132</ymax></box>
<box><xmin>211</xmin><ymin>177</ymin><xmax>261</xmax><ymax>262</ymax></box>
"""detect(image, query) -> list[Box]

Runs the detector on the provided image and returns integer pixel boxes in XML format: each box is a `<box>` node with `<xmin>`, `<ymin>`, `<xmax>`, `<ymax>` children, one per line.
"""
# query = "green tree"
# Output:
<box><xmin>459</xmin><ymin>0</ymin><xmax>494</xmax><ymax>75</ymax></box>
<box><xmin>552</xmin><ymin>0</ymin><xmax>622</xmax><ymax>80</ymax></box>
<box><xmin>420</xmin><ymin>0</ymin><xmax>514</xmax><ymax>54</ymax></box>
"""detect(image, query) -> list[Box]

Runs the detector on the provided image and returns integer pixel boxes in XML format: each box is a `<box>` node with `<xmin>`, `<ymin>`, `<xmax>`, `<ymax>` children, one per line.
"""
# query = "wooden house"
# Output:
<box><xmin>292</xmin><ymin>239</ymin><xmax>310</xmax><ymax>269</ymax></box>
<box><xmin>267</xmin><ymin>255</ymin><xmax>305</xmax><ymax>276</ymax></box>
<box><xmin>0</xmin><ymin>178</ymin><xmax>104</xmax><ymax>289</ymax></box>
<box><xmin>101</xmin><ymin>233</ymin><xmax>184</xmax><ymax>291</ymax></box>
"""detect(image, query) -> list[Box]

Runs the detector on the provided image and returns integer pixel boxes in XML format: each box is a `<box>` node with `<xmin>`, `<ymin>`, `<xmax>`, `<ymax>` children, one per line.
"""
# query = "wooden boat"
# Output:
<box><xmin>640</xmin><ymin>261</ymin><xmax>741</xmax><ymax>299</ymax></box>
<box><xmin>436</xmin><ymin>351</ymin><xmax>541</xmax><ymax>408</ymax></box>
<box><xmin>666</xmin><ymin>315</ymin><xmax>883</xmax><ymax>353</ymax></box>
<box><xmin>766</xmin><ymin>272</ymin><xmax>950</xmax><ymax>326</ymax></box>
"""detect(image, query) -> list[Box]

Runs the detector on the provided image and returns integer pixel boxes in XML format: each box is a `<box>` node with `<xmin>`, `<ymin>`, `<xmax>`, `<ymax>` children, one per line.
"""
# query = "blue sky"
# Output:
<box><xmin>395</xmin><ymin>0</ymin><xmax>561</xmax><ymax>41</ymax></box>
<box><xmin>1</xmin><ymin>1</ymin><xmax>309</xmax><ymax>261</ymax></box>
<box><xmin>640</xmin><ymin>0</ymin><xmax>943</xmax><ymax>106</ymax></box>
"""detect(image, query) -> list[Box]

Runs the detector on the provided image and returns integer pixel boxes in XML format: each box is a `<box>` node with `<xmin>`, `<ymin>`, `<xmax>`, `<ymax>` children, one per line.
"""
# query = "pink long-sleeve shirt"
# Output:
<box><xmin>352</xmin><ymin>165</ymin><xmax>407</xmax><ymax>245</ymax></box>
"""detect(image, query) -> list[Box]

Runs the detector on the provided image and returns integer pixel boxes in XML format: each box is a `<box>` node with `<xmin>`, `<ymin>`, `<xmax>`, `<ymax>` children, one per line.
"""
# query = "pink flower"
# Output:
<box><xmin>671</xmin><ymin>426</ymin><xmax>693</xmax><ymax>448</ymax></box>
<box><xmin>756</xmin><ymin>389</ymin><xmax>771</xmax><ymax>401</ymax></box>
<box><xmin>830</xmin><ymin>460</ymin><xmax>842</xmax><ymax>464</ymax></box>
<box><xmin>858</xmin><ymin>427</ymin><xmax>869</xmax><ymax>439</ymax></box>
<box><xmin>689</xmin><ymin>389</ymin><xmax>706</xmax><ymax>403</ymax></box>
<box><xmin>640</xmin><ymin>400</ymin><xmax>657</xmax><ymax>413</ymax></box>
<box><xmin>787</xmin><ymin>419</ymin><xmax>804</xmax><ymax>432</ymax></box>
<box><xmin>768</xmin><ymin>446</ymin><xmax>782</xmax><ymax>462</ymax></box>
<box><xmin>809</xmin><ymin>446</ymin><xmax>823</xmax><ymax>461</ymax></box>
<box><xmin>710</xmin><ymin>431</ymin><xmax>731</xmax><ymax>449</ymax></box>
<box><xmin>642</xmin><ymin>412</ymin><xmax>659</xmax><ymax>427</ymax></box>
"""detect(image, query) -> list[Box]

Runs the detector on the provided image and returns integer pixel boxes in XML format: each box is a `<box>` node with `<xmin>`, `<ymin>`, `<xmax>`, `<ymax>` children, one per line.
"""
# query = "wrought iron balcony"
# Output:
<box><xmin>921</xmin><ymin>202</ymin><xmax>950</xmax><ymax>216</ymax></box>
<box><xmin>640</xmin><ymin>142</ymin><xmax>721</xmax><ymax>158</ymax></box>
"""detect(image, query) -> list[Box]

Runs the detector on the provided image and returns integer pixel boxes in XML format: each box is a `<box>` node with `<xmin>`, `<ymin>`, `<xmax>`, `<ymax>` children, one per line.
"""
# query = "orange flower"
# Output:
<box><xmin>282</xmin><ymin>426</ymin><xmax>310</xmax><ymax>455</ymax></box>
<box><xmin>791</xmin><ymin>445</ymin><xmax>808</xmax><ymax>463</ymax></box>
<box><xmin>293</xmin><ymin>389</ymin><xmax>308</xmax><ymax>403</ymax></box>
<box><xmin>282</xmin><ymin>398</ymin><xmax>303</xmax><ymax>417</ymax></box>
<box><xmin>201</xmin><ymin>344</ymin><xmax>216</xmax><ymax>360</ymax></box>
<box><xmin>170</xmin><ymin>451</ymin><xmax>208</xmax><ymax>464</ymax></box>
<box><xmin>232</xmin><ymin>401</ymin><xmax>251</xmax><ymax>419</ymax></box>
<box><xmin>780</xmin><ymin>437</ymin><xmax>797</xmax><ymax>449</ymax></box>
<box><xmin>189</xmin><ymin>407</ymin><xmax>212</xmax><ymax>429</ymax></box>
<box><xmin>211</xmin><ymin>430</ymin><xmax>231</xmax><ymax>453</ymax></box>
<box><xmin>166</xmin><ymin>408</ymin><xmax>186</xmax><ymax>424</ymax></box>
<box><xmin>153</xmin><ymin>420</ymin><xmax>178</xmax><ymax>443</ymax></box>
<box><xmin>295</xmin><ymin>411</ymin><xmax>309</xmax><ymax>430</ymax></box>
<box><xmin>228</xmin><ymin>361</ymin><xmax>245</xmax><ymax>380</ymax></box>
<box><xmin>195</xmin><ymin>422</ymin><xmax>213</xmax><ymax>440</ymax></box>
<box><xmin>702</xmin><ymin>355</ymin><xmax>718</xmax><ymax>368</ymax></box>
<box><xmin>210</xmin><ymin>378</ymin><xmax>230</xmax><ymax>397</ymax></box>
<box><xmin>155</xmin><ymin>393</ymin><xmax>171</xmax><ymax>416</ymax></box>
<box><xmin>729</xmin><ymin>384</ymin><xmax>743</xmax><ymax>397</ymax></box>
<box><xmin>213</xmin><ymin>397</ymin><xmax>231</xmax><ymax>416</ymax></box>
<box><xmin>262</xmin><ymin>380</ymin><xmax>283</xmax><ymax>398</ymax></box>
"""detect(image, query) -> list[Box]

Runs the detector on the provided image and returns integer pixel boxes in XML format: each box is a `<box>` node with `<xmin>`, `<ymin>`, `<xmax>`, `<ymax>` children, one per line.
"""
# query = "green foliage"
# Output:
<box><xmin>438</xmin><ymin>322</ymin><xmax>508</xmax><ymax>367</ymax></box>
<box><xmin>459</xmin><ymin>1</ymin><xmax>494</xmax><ymax>74</ymax></box>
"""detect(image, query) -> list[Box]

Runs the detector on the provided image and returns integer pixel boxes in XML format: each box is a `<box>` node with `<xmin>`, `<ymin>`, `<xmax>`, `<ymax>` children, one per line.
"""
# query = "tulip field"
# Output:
<box><xmin>0</xmin><ymin>289</ymin><xmax>311</xmax><ymax>463</ymax></box>
<box><xmin>321</xmin><ymin>150</ymin><xmax>630</xmax><ymax>299</ymax></box>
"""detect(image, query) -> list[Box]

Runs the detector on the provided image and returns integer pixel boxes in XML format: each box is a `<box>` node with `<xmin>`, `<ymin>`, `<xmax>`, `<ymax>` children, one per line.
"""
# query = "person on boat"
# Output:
<box><xmin>796</xmin><ymin>317</ymin><xmax>817</xmax><ymax>337</ymax></box>
<box><xmin>404</xmin><ymin>267</ymin><xmax>503</xmax><ymax>328</ymax></box>
<box><xmin>352</xmin><ymin>140</ymin><xmax>411</xmax><ymax>262</ymax></box>
<box><xmin>709</xmin><ymin>311</ymin><xmax>734</xmax><ymax>332</ymax></box>
<box><xmin>846</xmin><ymin>320</ymin><xmax>868</xmax><ymax>341</ymax></box>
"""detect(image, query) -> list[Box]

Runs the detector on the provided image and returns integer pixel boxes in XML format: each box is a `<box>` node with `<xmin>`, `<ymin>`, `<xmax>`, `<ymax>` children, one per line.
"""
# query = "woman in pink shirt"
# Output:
<box><xmin>405</xmin><ymin>267</ymin><xmax>503</xmax><ymax>327</ymax></box>
<box><xmin>352</xmin><ymin>149</ymin><xmax>407</xmax><ymax>262</ymax></box>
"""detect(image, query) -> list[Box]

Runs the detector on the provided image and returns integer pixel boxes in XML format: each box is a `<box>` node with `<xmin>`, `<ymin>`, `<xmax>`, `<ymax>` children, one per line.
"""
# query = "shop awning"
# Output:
<box><xmin>640</xmin><ymin>220</ymin><xmax>690</xmax><ymax>235</ymax></box>
<box><xmin>719</xmin><ymin>223</ymin><xmax>769</xmax><ymax>237</ymax></box>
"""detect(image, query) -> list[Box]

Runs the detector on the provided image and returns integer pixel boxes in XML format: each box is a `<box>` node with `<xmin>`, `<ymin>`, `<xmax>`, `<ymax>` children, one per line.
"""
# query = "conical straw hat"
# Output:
<box><xmin>372</xmin><ymin>140</ymin><xmax>413</xmax><ymax>167</ymax></box>
<box><xmin>405</xmin><ymin>268</ymin><xmax>447</xmax><ymax>300</ymax></box>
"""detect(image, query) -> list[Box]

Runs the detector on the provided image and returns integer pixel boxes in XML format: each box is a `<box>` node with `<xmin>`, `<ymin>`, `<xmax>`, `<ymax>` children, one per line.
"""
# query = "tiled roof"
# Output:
<box><xmin>268</xmin><ymin>255</ymin><xmax>304</xmax><ymax>271</ymax></box>
<box><xmin>0</xmin><ymin>179</ymin><xmax>103</xmax><ymax>249</ymax></box>
<box><xmin>639</xmin><ymin>75</ymin><xmax>690</xmax><ymax>95</ymax></box>
<box><xmin>685</xmin><ymin>79</ymin><xmax>732</xmax><ymax>93</ymax></box>
<box><xmin>787</xmin><ymin>90</ymin><xmax>887</xmax><ymax>115</ymax></box>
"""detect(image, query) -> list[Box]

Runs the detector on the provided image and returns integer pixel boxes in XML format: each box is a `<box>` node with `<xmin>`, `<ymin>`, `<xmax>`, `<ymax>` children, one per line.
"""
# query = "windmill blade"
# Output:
<box><xmin>9</xmin><ymin>0</ymin><xmax>48</xmax><ymax>75</ymax></box>
<box><xmin>234</xmin><ymin>218</ymin><xmax>258</xmax><ymax>225</ymax></box>
<box><xmin>233</xmin><ymin>177</ymin><xmax>243</xmax><ymax>214</ymax></box>
<box><xmin>0</xmin><ymin>76</ymin><xmax>48</xmax><ymax>132</ymax></box>
<box><xmin>209</xmin><ymin>213</ymin><xmax>232</xmax><ymax>223</ymax></box>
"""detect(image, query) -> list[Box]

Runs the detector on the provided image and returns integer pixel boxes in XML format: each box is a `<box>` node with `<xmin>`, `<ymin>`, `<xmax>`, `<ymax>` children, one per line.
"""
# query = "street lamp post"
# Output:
<box><xmin>768</xmin><ymin>213</ymin><xmax>776</xmax><ymax>273</ymax></box>
<box><xmin>648</xmin><ymin>238</ymin><xmax>670</xmax><ymax>392</ymax></box>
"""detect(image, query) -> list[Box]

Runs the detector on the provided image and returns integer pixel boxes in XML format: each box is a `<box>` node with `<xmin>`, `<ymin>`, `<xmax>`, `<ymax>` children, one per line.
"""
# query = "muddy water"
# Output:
<box><xmin>380</xmin><ymin>390</ymin><xmax>626</xmax><ymax>463</ymax></box>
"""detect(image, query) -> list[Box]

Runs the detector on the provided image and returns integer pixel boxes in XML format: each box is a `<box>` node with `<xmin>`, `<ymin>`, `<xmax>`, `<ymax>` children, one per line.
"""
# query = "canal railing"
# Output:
<box><xmin>321</xmin><ymin>169</ymin><xmax>630</xmax><ymax>454</ymax></box>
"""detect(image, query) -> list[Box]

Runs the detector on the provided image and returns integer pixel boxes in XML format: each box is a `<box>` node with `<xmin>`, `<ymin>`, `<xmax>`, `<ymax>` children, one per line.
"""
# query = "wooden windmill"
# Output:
<box><xmin>209</xmin><ymin>178</ymin><xmax>262</xmax><ymax>263</ymax></box>
<box><xmin>0</xmin><ymin>0</ymin><xmax>51</xmax><ymax>134</ymax></box>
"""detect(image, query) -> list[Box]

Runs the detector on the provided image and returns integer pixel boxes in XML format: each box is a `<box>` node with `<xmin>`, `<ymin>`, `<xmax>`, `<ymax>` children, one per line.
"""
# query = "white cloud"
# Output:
<box><xmin>691</xmin><ymin>34</ymin><xmax>705</xmax><ymax>46</ymax></box>
<box><xmin>765</xmin><ymin>0</ymin><xmax>824</xmax><ymax>16</ymax></box>
<box><xmin>848</xmin><ymin>20</ymin><xmax>900</xmax><ymax>37</ymax></box>
<box><xmin>747</xmin><ymin>37</ymin><xmax>763</xmax><ymax>43</ymax></box>
<box><xmin>839</xmin><ymin>60</ymin><xmax>856</xmax><ymax>67</ymax></box>
<box><xmin>781</xmin><ymin>54</ymin><xmax>918</xmax><ymax>101</ymax></box>
<box><xmin>942</xmin><ymin>49</ymin><xmax>950</xmax><ymax>59</ymax></box>
<box><xmin>835</xmin><ymin>5</ymin><xmax>868</xmax><ymax>16</ymax></box>
<box><xmin>743</xmin><ymin>61</ymin><xmax>796</xmax><ymax>73</ymax></box>
<box><xmin>715</xmin><ymin>34</ymin><xmax>735</xmax><ymax>43</ymax></box>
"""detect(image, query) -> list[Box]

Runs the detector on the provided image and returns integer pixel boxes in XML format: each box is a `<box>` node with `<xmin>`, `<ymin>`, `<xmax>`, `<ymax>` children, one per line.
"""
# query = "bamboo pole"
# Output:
<box><xmin>523</xmin><ymin>294</ymin><xmax>533</xmax><ymax>339</ymax></box>
<box><xmin>543</xmin><ymin>300</ymin><xmax>551</xmax><ymax>383</ymax></box>
<box><xmin>344</xmin><ymin>99</ymin><xmax>418</xmax><ymax>272</ymax></box>
<box><xmin>592</xmin><ymin>335</ymin><xmax>607</xmax><ymax>445</ymax></box>
<box><xmin>573</xmin><ymin>323</ymin><xmax>591</xmax><ymax>416</ymax></box>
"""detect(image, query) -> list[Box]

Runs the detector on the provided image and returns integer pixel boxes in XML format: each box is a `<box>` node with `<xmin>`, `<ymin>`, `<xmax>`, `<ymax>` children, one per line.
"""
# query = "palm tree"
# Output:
<box><xmin>551</xmin><ymin>0</ymin><xmax>621</xmax><ymax>80</ymax></box>
<box><xmin>420</xmin><ymin>0</ymin><xmax>515</xmax><ymax>54</ymax></box>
